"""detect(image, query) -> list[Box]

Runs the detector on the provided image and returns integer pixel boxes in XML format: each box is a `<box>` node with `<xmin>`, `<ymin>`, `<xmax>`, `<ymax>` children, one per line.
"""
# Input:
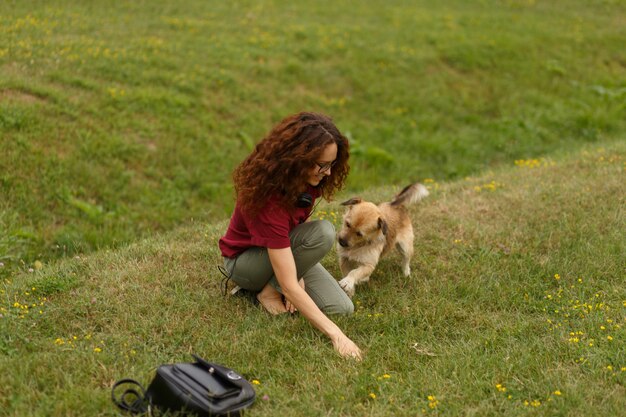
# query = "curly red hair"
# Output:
<box><xmin>233</xmin><ymin>112</ymin><xmax>350</xmax><ymax>216</ymax></box>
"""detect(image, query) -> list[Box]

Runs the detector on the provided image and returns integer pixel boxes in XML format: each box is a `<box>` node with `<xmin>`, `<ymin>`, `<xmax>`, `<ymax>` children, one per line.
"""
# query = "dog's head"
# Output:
<box><xmin>337</xmin><ymin>198</ymin><xmax>388</xmax><ymax>249</ymax></box>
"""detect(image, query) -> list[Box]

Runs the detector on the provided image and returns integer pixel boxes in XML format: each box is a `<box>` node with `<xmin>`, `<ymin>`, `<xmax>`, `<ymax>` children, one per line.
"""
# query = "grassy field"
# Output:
<box><xmin>1</xmin><ymin>0</ymin><xmax>625</xmax><ymax>271</ymax></box>
<box><xmin>1</xmin><ymin>141</ymin><xmax>624</xmax><ymax>416</ymax></box>
<box><xmin>1</xmin><ymin>1</ymin><xmax>625</xmax><ymax>415</ymax></box>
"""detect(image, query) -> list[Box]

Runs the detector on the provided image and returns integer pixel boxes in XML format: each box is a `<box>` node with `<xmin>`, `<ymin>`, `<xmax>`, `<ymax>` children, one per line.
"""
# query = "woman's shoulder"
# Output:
<box><xmin>258</xmin><ymin>194</ymin><xmax>290</xmax><ymax>218</ymax></box>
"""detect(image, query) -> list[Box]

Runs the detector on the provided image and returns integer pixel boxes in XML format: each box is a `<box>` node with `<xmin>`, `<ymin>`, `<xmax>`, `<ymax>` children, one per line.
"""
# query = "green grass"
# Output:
<box><xmin>1</xmin><ymin>141</ymin><xmax>624</xmax><ymax>416</ymax></box>
<box><xmin>1</xmin><ymin>1</ymin><xmax>625</xmax><ymax>414</ymax></box>
<box><xmin>1</xmin><ymin>0</ymin><xmax>625</xmax><ymax>269</ymax></box>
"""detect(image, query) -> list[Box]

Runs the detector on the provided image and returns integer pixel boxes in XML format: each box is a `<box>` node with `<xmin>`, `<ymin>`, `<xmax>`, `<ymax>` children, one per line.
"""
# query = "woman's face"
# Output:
<box><xmin>306</xmin><ymin>142</ymin><xmax>337</xmax><ymax>187</ymax></box>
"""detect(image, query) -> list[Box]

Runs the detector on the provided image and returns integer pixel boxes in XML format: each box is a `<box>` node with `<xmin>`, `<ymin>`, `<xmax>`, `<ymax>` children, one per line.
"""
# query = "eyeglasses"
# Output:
<box><xmin>316</xmin><ymin>160</ymin><xmax>337</xmax><ymax>173</ymax></box>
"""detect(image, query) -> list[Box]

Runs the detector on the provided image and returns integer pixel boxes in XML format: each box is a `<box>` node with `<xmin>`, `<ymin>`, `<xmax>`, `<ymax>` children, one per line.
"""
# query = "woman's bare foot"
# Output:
<box><xmin>256</xmin><ymin>284</ymin><xmax>288</xmax><ymax>315</ymax></box>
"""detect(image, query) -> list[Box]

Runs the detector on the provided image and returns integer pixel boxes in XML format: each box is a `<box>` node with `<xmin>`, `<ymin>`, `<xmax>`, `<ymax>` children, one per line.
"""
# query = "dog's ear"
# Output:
<box><xmin>340</xmin><ymin>198</ymin><xmax>362</xmax><ymax>206</ymax></box>
<box><xmin>378</xmin><ymin>217</ymin><xmax>388</xmax><ymax>235</ymax></box>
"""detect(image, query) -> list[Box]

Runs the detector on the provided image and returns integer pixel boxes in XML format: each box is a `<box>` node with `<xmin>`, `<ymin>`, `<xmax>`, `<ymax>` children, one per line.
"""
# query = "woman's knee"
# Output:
<box><xmin>313</xmin><ymin>220</ymin><xmax>336</xmax><ymax>252</ymax></box>
<box><xmin>322</xmin><ymin>298</ymin><xmax>354</xmax><ymax>315</ymax></box>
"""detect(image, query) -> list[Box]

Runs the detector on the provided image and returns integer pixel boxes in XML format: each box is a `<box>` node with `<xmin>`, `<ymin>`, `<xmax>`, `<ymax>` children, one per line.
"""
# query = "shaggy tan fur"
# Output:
<box><xmin>336</xmin><ymin>183</ymin><xmax>429</xmax><ymax>297</ymax></box>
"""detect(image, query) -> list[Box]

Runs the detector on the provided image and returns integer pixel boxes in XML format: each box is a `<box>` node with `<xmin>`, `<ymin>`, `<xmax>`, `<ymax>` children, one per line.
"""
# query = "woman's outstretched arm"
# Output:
<box><xmin>267</xmin><ymin>247</ymin><xmax>362</xmax><ymax>360</ymax></box>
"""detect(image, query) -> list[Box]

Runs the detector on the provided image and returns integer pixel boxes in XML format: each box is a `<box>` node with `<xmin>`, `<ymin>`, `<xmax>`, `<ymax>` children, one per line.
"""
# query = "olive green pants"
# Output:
<box><xmin>223</xmin><ymin>220</ymin><xmax>353</xmax><ymax>315</ymax></box>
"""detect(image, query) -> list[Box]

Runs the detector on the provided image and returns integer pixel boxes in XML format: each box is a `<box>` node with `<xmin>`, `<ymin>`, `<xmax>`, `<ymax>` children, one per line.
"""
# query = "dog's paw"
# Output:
<box><xmin>338</xmin><ymin>278</ymin><xmax>355</xmax><ymax>298</ymax></box>
<box><xmin>403</xmin><ymin>265</ymin><xmax>411</xmax><ymax>276</ymax></box>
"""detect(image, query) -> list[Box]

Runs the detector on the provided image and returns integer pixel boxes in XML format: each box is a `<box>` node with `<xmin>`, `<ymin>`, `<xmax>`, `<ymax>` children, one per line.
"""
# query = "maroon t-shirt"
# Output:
<box><xmin>219</xmin><ymin>186</ymin><xmax>321</xmax><ymax>258</ymax></box>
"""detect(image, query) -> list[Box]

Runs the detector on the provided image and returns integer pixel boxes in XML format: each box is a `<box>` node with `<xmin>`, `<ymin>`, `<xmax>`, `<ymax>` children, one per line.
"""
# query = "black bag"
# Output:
<box><xmin>112</xmin><ymin>354</ymin><xmax>256</xmax><ymax>416</ymax></box>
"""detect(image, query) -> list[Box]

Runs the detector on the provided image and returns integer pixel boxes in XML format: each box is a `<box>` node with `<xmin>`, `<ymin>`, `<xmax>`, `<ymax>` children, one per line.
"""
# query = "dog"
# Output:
<box><xmin>336</xmin><ymin>183</ymin><xmax>429</xmax><ymax>297</ymax></box>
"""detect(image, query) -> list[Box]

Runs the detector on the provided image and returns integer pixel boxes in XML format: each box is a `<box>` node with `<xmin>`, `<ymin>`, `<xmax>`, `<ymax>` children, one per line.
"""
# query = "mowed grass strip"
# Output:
<box><xmin>1</xmin><ymin>142</ymin><xmax>624</xmax><ymax>416</ymax></box>
<box><xmin>1</xmin><ymin>0</ymin><xmax>625</xmax><ymax>269</ymax></box>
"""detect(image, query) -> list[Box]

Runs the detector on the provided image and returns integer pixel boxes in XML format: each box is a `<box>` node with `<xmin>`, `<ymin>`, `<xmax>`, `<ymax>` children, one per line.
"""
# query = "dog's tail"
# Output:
<box><xmin>390</xmin><ymin>183</ymin><xmax>429</xmax><ymax>207</ymax></box>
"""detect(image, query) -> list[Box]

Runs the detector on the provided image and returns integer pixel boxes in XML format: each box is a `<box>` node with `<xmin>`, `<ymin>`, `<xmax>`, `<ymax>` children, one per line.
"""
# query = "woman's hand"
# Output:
<box><xmin>332</xmin><ymin>334</ymin><xmax>363</xmax><ymax>361</ymax></box>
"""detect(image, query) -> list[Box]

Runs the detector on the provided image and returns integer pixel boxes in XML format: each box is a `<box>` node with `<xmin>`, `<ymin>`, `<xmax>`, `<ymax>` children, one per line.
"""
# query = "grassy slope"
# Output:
<box><xmin>1</xmin><ymin>0</ymin><xmax>625</xmax><ymax>267</ymax></box>
<box><xmin>1</xmin><ymin>141</ymin><xmax>623</xmax><ymax>416</ymax></box>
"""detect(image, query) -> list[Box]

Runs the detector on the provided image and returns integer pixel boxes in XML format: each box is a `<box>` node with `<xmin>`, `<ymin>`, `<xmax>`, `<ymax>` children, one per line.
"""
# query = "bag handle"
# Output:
<box><xmin>191</xmin><ymin>354</ymin><xmax>251</xmax><ymax>391</ymax></box>
<box><xmin>111</xmin><ymin>378</ymin><xmax>149</xmax><ymax>414</ymax></box>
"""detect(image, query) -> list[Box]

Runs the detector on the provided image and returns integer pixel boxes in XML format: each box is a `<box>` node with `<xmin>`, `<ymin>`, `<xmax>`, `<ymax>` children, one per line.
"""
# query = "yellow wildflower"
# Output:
<box><xmin>427</xmin><ymin>395</ymin><xmax>438</xmax><ymax>409</ymax></box>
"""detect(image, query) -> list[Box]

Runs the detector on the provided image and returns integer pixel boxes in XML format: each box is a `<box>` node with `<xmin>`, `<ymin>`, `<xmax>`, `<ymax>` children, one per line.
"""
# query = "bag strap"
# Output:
<box><xmin>111</xmin><ymin>378</ymin><xmax>149</xmax><ymax>414</ymax></box>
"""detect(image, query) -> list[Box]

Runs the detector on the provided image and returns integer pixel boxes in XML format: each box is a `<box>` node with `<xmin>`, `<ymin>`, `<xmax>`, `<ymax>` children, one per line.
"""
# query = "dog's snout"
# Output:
<box><xmin>338</xmin><ymin>237</ymin><xmax>349</xmax><ymax>248</ymax></box>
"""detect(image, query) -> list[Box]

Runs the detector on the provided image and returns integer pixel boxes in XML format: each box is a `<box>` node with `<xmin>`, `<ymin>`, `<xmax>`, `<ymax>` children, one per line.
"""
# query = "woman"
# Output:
<box><xmin>219</xmin><ymin>112</ymin><xmax>362</xmax><ymax>360</ymax></box>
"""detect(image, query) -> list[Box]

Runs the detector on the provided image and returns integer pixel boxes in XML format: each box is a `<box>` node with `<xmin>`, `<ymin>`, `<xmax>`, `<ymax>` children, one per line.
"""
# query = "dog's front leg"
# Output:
<box><xmin>338</xmin><ymin>264</ymin><xmax>376</xmax><ymax>297</ymax></box>
<box><xmin>339</xmin><ymin>256</ymin><xmax>352</xmax><ymax>278</ymax></box>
